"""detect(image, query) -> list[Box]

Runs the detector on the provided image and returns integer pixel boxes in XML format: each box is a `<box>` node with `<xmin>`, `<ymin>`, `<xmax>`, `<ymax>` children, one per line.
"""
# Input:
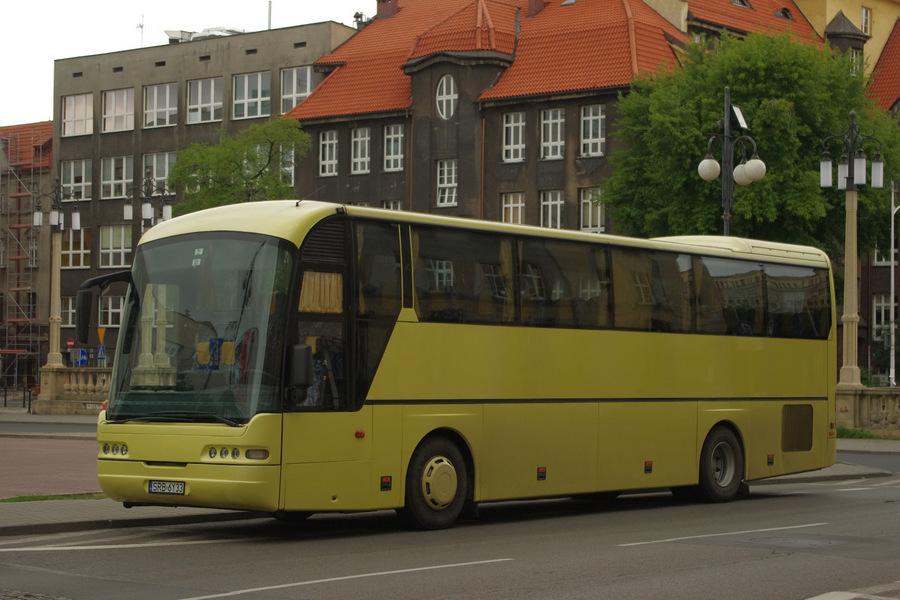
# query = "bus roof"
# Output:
<box><xmin>141</xmin><ymin>200</ymin><xmax>831</xmax><ymax>268</ymax></box>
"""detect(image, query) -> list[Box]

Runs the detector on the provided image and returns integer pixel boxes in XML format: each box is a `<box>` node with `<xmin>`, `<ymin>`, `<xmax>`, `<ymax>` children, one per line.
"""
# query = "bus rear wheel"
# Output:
<box><xmin>698</xmin><ymin>426</ymin><xmax>744</xmax><ymax>503</ymax></box>
<box><xmin>402</xmin><ymin>437</ymin><xmax>468</xmax><ymax>530</ymax></box>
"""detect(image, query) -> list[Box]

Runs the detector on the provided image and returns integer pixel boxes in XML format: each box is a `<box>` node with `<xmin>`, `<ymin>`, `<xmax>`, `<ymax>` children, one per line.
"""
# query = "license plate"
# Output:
<box><xmin>149</xmin><ymin>480</ymin><xmax>185</xmax><ymax>495</ymax></box>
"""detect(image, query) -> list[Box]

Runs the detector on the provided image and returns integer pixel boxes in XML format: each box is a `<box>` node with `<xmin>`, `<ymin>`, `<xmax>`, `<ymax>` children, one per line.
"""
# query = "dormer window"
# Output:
<box><xmin>731</xmin><ymin>0</ymin><xmax>751</xmax><ymax>8</ymax></box>
<box><xmin>436</xmin><ymin>74</ymin><xmax>457</xmax><ymax>120</ymax></box>
<box><xmin>775</xmin><ymin>8</ymin><xmax>793</xmax><ymax>20</ymax></box>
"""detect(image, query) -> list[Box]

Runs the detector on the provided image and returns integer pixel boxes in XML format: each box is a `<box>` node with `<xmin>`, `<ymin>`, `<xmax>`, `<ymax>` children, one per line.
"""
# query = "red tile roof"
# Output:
<box><xmin>687</xmin><ymin>0</ymin><xmax>819</xmax><ymax>42</ymax></box>
<box><xmin>0</xmin><ymin>121</ymin><xmax>52</xmax><ymax>171</ymax></box>
<box><xmin>869</xmin><ymin>17</ymin><xmax>900</xmax><ymax>112</ymax></box>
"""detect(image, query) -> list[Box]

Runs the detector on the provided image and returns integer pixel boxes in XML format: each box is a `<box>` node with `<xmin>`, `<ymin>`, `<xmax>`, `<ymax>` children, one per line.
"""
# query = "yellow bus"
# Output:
<box><xmin>78</xmin><ymin>200</ymin><xmax>836</xmax><ymax>529</ymax></box>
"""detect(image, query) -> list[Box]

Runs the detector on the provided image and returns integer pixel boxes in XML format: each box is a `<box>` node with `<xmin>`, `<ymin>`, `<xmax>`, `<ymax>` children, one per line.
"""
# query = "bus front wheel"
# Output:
<box><xmin>402</xmin><ymin>437</ymin><xmax>468</xmax><ymax>530</ymax></box>
<box><xmin>698</xmin><ymin>426</ymin><xmax>744</xmax><ymax>502</ymax></box>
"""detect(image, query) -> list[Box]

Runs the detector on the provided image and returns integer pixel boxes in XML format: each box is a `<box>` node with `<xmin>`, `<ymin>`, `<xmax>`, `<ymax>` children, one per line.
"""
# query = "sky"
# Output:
<box><xmin>2</xmin><ymin>0</ymin><xmax>366</xmax><ymax>126</ymax></box>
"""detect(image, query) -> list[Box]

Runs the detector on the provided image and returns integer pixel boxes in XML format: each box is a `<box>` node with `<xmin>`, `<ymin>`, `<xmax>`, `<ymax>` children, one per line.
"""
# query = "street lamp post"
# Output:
<box><xmin>125</xmin><ymin>168</ymin><xmax>176</xmax><ymax>230</ymax></box>
<box><xmin>34</xmin><ymin>179</ymin><xmax>81</xmax><ymax>369</ymax></box>
<box><xmin>890</xmin><ymin>185</ymin><xmax>899</xmax><ymax>386</ymax></box>
<box><xmin>820</xmin><ymin>110</ymin><xmax>885</xmax><ymax>389</ymax></box>
<box><xmin>698</xmin><ymin>87</ymin><xmax>767</xmax><ymax>236</ymax></box>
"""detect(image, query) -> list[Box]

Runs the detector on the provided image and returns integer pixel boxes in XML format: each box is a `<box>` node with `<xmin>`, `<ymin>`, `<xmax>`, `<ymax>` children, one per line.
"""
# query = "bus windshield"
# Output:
<box><xmin>106</xmin><ymin>232</ymin><xmax>294</xmax><ymax>425</ymax></box>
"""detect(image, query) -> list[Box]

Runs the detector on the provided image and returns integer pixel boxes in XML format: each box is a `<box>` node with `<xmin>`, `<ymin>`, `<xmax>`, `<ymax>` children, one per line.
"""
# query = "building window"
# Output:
<box><xmin>100</xmin><ymin>225</ymin><xmax>132</xmax><ymax>268</ymax></box>
<box><xmin>861</xmin><ymin>6</ymin><xmax>872</xmax><ymax>36</ymax></box>
<box><xmin>873</xmin><ymin>293</ymin><xmax>894</xmax><ymax>340</ymax></box>
<box><xmin>60</xmin><ymin>159</ymin><xmax>92</xmax><ymax>200</ymax></box>
<box><xmin>382</xmin><ymin>200</ymin><xmax>402</xmax><ymax>210</ymax></box>
<box><xmin>281</xmin><ymin>66</ymin><xmax>312</xmax><ymax>114</ymax></box>
<box><xmin>874</xmin><ymin>247</ymin><xmax>896</xmax><ymax>266</ymax></box>
<box><xmin>100</xmin><ymin>296</ymin><xmax>125</xmax><ymax>327</ymax></box>
<box><xmin>144</xmin><ymin>83</ymin><xmax>177</xmax><ymax>128</ymax></box>
<box><xmin>541</xmin><ymin>108</ymin><xmax>565</xmax><ymax>160</ymax></box>
<box><xmin>101</xmin><ymin>156</ymin><xmax>134</xmax><ymax>199</ymax></box>
<box><xmin>282</xmin><ymin>146</ymin><xmax>295</xmax><ymax>186</ymax></box>
<box><xmin>351</xmin><ymin>127</ymin><xmax>371</xmax><ymax>174</ymax></box>
<box><xmin>540</xmin><ymin>190</ymin><xmax>564</xmax><ymax>228</ymax></box>
<box><xmin>437</xmin><ymin>159</ymin><xmax>458</xmax><ymax>206</ymax></box>
<box><xmin>503</xmin><ymin>112</ymin><xmax>525</xmax><ymax>163</ymax></box>
<box><xmin>319</xmin><ymin>130</ymin><xmax>338</xmax><ymax>176</ymax></box>
<box><xmin>102</xmin><ymin>88</ymin><xmax>134</xmax><ymax>132</ymax></box>
<box><xmin>580</xmin><ymin>104</ymin><xmax>605</xmax><ymax>157</ymax></box>
<box><xmin>143</xmin><ymin>152</ymin><xmax>177</xmax><ymax>193</ymax></box>
<box><xmin>580</xmin><ymin>188</ymin><xmax>604</xmax><ymax>232</ymax></box>
<box><xmin>62</xmin><ymin>228</ymin><xmax>90</xmax><ymax>269</ymax></box>
<box><xmin>384</xmin><ymin>124</ymin><xmax>404</xmax><ymax>172</ymax></box>
<box><xmin>61</xmin><ymin>297</ymin><xmax>76</xmax><ymax>328</ymax></box>
<box><xmin>233</xmin><ymin>72</ymin><xmax>271</xmax><ymax>119</ymax></box>
<box><xmin>436</xmin><ymin>74</ymin><xmax>457</xmax><ymax>120</ymax></box>
<box><xmin>187</xmin><ymin>77</ymin><xmax>223</xmax><ymax>124</ymax></box>
<box><xmin>501</xmin><ymin>192</ymin><xmax>524</xmax><ymax>224</ymax></box>
<box><xmin>62</xmin><ymin>93</ymin><xmax>93</xmax><ymax>137</ymax></box>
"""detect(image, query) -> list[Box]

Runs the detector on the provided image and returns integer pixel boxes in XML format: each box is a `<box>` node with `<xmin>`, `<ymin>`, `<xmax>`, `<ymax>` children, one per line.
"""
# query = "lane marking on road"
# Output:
<box><xmin>178</xmin><ymin>558</ymin><xmax>515</xmax><ymax>600</ymax></box>
<box><xmin>836</xmin><ymin>487</ymin><xmax>875</xmax><ymax>492</ymax></box>
<box><xmin>0</xmin><ymin>538</ymin><xmax>245</xmax><ymax>553</ymax></box>
<box><xmin>618</xmin><ymin>522</ymin><xmax>828</xmax><ymax>547</ymax></box>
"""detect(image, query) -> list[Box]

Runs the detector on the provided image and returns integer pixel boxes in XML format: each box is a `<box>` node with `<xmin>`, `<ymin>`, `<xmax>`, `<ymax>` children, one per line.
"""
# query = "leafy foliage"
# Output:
<box><xmin>604</xmin><ymin>32</ymin><xmax>900</xmax><ymax>256</ymax></box>
<box><xmin>168</xmin><ymin>119</ymin><xmax>312</xmax><ymax>215</ymax></box>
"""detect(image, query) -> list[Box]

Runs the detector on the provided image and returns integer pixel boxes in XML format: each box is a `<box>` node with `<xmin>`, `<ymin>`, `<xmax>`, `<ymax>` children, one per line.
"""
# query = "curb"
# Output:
<box><xmin>0</xmin><ymin>511</ymin><xmax>267</xmax><ymax>537</ymax></box>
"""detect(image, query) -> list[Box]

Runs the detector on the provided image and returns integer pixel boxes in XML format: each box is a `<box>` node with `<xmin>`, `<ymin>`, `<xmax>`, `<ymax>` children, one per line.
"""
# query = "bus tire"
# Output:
<box><xmin>402</xmin><ymin>436</ymin><xmax>468</xmax><ymax>530</ymax></box>
<box><xmin>698</xmin><ymin>426</ymin><xmax>744</xmax><ymax>503</ymax></box>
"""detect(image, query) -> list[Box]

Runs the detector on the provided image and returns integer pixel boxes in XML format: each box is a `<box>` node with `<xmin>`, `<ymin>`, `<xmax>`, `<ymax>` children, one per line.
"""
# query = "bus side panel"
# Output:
<box><xmin>481</xmin><ymin>403</ymin><xmax>598</xmax><ymax>501</ymax></box>
<box><xmin>371</xmin><ymin>404</ymin><xmax>405</xmax><ymax>509</ymax></box>
<box><xmin>597</xmin><ymin>401</ymin><xmax>698</xmax><ymax>491</ymax></box>
<box><xmin>281</xmin><ymin>408</ymin><xmax>373</xmax><ymax>511</ymax></box>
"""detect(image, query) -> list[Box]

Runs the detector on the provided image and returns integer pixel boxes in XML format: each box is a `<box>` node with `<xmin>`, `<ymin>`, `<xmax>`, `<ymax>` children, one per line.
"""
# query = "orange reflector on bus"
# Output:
<box><xmin>381</xmin><ymin>476</ymin><xmax>392</xmax><ymax>491</ymax></box>
<box><xmin>644</xmin><ymin>461</ymin><xmax>653</xmax><ymax>474</ymax></box>
<box><xmin>355</xmin><ymin>430</ymin><xmax>365</xmax><ymax>438</ymax></box>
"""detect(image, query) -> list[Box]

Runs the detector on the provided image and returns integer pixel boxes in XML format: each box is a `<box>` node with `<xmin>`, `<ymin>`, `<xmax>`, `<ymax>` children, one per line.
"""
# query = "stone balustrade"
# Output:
<box><xmin>33</xmin><ymin>365</ymin><xmax>111</xmax><ymax>415</ymax></box>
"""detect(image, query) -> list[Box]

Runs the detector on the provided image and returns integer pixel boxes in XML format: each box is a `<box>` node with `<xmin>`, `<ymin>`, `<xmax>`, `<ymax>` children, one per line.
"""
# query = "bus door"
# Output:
<box><xmin>280</xmin><ymin>242</ymin><xmax>374</xmax><ymax>512</ymax></box>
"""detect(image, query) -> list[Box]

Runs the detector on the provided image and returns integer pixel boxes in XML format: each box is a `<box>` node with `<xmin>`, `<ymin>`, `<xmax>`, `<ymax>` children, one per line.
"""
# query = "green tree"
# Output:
<box><xmin>604</xmin><ymin>32</ymin><xmax>900</xmax><ymax>255</ymax></box>
<box><xmin>168</xmin><ymin>119</ymin><xmax>311</xmax><ymax>215</ymax></box>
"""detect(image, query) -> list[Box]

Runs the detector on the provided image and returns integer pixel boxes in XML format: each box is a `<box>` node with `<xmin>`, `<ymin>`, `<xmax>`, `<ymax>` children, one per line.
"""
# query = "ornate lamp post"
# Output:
<box><xmin>34</xmin><ymin>179</ymin><xmax>80</xmax><ymax>369</ymax></box>
<box><xmin>698</xmin><ymin>87</ymin><xmax>767</xmax><ymax>236</ymax></box>
<box><xmin>820</xmin><ymin>110</ymin><xmax>884</xmax><ymax>389</ymax></box>
<box><xmin>125</xmin><ymin>168</ymin><xmax>176</xmax><ymax>230</ymax></box>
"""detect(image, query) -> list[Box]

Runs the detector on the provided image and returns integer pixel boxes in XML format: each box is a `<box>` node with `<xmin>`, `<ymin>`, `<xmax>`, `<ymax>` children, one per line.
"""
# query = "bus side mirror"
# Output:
<box><xmin>290</xmin><ymin>343</ymin><xmax>314</xmax><ymax>389</ymax></box>
<box><xmin>75</xmin><ymin>288</ymin><xmax>94</xmax><ymax>344</ymax></box>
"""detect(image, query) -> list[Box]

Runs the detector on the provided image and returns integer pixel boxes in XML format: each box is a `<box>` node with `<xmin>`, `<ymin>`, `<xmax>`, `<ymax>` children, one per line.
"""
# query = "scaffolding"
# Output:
<box><xmin>0</xmin><ymin>123</ymin><xmax>51</xmax><ymax>391</ymax></box>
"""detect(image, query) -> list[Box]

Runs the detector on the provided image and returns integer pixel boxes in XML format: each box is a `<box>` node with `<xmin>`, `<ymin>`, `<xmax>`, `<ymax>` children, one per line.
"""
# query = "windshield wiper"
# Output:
<box><xmin>107</xmin><ymin>411</ymin><xmax>242</xmax><ymax>427</ymax></box>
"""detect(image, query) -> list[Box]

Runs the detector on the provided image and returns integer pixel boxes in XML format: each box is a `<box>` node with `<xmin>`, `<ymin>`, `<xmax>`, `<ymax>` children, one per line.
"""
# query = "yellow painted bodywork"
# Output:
<box><xmin>99</xmin><ymin>201</ymin><xmax>836</xmax><ymax>513</ymax></box>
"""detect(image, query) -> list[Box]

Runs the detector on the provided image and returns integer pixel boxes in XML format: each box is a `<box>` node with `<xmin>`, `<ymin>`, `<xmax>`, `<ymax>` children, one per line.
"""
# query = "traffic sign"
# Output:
<box><xmin>74</xmin><ymin>348</ymin><xmax>88</xmax><ymax>367</ymax></box>
<box><xmin>67</xmin><ymin>338</ymin><xmax>75</xmax><ymax>349</ymax></box>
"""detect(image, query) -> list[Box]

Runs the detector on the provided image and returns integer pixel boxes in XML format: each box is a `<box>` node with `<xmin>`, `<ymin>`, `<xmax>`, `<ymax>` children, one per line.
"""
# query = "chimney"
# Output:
<box><xmin>376</xmin><ymin>0</ymin><xmax>399</xmax><ymax>19</ymax></box>
<box><xmin>528</xmin><ymin>0</ymin><xmax>546</xmax><ymax>17</ymax></box>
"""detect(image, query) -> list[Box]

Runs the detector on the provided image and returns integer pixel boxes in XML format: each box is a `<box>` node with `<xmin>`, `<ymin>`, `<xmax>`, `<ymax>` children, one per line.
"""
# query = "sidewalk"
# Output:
<box><xmin>0</xmin><ymin>407</ymin><xmax>897</xmax><ymax>537</ymax></box>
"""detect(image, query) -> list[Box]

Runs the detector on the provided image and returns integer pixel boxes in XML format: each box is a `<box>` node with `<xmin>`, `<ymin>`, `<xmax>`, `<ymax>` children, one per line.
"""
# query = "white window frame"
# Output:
<box><xmin>540</xmin><ymin>190</ymin><xmax>564</xmax><ymax>229</ymax></box>
<box><xmin>873</xmin><ymin>293</ymin><xmax>893</xmax><ymax>340</ymax></box>
<box><xmin>384</xmin><ymin>124</ymin><xmax>404</xmax><ymax>172</ymax></box>
<box><xmin>99</xmin><ymin>225</ymin><xmax>133</xmax><ymax>268</ymax></box>
<box><xmin>282</xmin><ymin>146</ymin><xmax>295</xmax><ymax>186</ymax></box>
<box><xmin>501</xmin><ymin>192</ymin><xmax>524</xmax><ymax>224</ymax></box>
<box><xmin>99</xmin><ymin>296</ymin><xmax>125</xmax><ymax>328</ymax></box>
<box><xmin>580</xmin><ymin>104</ymin><xmax>606</xmax><ymax>157</ymax></box>
<box><xmin>61</xmin><ymin>228</ymin><xmax>90</xmax><ymax>269</ymax></box>
<box><xmin>61</xmin><ymin>297</ymin><xmax>76</xmax><ymax>328</ymax></box>
<box><xmin>187</xmin><ymin>77</ymin><xmax>223</xmax><ymax>124</ymax></box>
<box><xmin>102</xmin><ymin>88</ymin><xmax>134</xmax><ymax>133</ymax></box>
<box><xmin>541</xmin><ymin>108</ymin><xmax>565</xmax><ymax>160</ymax></box>
<box><xmin>503</xmin><ymin>112</ymin><xmax>526</xmax><ymax>163</ymax></box>
<box><xmin>382</xmin><ymin>200</ymin><xmax>402</xmax><ymax>210</ymax></box>
<box><xmin>861</xmin><ymin>6</ymin><xmax>872</xmax><ymax>36</ymax></box>
<box><xmin>143</xmin><ymin>83</ymin><xmax>177</xmax><ymax>128</ymax></box>
<box><xmin>281</xmin><ymin>66</ymin><xmax>312</xmax><ymax>114</ymax></box>
<box><xmin>319</xmin><ymin>130</ymin><xmax>338</xmax><ymax>177</ymax></box>
<box><xmin>62</xmin><ymin>93</ymin><xmax>93</xmax><ymax>137</ymax></box>
<box><xmin>580</xmin><ymin>188</ymin><xmax>604</xmax><ymax>233</ymax></box>
<box><xmin>233</xmin><ymin>72</ymin><xmax>271</xmax><ymax>119</ymax></box>
<box><xmin>436</xmin><ymin>74</ymin><xmax>458</xmax><ymax>120</ymax></box>
<box><xmin>60</xmin><ymin>159</ymin><xmax>92</xmax><ymax>201</ymax></box>
<box><xmin>101</xmin><ymin>156</ymin><xmax>134</xmax><ymax>199</ymax></box>
<box><xmin>351</xmin><ymin>127</ymin><xmax>371</xmax><ymax>174</ymax></box>
<box><xmin>143</xmin><ymin>152</ymin><xmax>177</xmax><ymax>194</ymax></box>
<box><xmin>437</xmin><ymin>159</ymin><xmax>458</xmax><ymax>207</ymax></box>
